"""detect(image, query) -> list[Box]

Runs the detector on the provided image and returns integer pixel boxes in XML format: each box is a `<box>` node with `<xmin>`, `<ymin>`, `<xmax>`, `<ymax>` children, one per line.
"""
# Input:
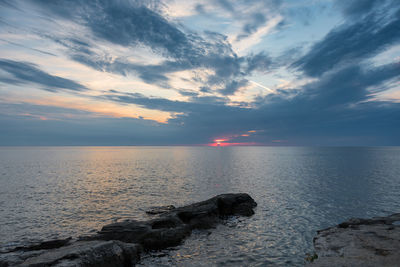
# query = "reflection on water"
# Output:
<box><xmin>0</xmin><ymin>146</ymin><xmax>400</xmax><ymax>266</ymax></box>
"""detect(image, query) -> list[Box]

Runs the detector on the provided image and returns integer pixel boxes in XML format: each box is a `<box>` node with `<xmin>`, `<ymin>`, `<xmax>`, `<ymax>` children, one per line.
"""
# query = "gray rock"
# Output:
<box><xmin>308</xmin><ymin>213</ymin><xmax>400</xmax><ymax>267</ymax></box>
<box><xmin>9</xmin><ymin>238</ymin><xmax>72</xmax><ymax>252</ymax></box>
<box><xmin>145</xmin><ymin>205</ymin><xmax>176</xmax><ymax>215</ymax></box>
<box><xmin>1</xmin><ymin>241</ymin><xmax>141</xmax><ymax>267</ymax></box>
<box><xmin>0</xmin><ymin>193</ymin><xmax>256</xmax><ymax>266</ymax></box>
<box><xmin>94</xmin><ymin>193</ymin><xmax>257</xmax><ymax>249</ymax></box>
<box><xmin>27</xmin><ymin>240</ymin><xmax>140</xmax><ymax>267</ymax></box>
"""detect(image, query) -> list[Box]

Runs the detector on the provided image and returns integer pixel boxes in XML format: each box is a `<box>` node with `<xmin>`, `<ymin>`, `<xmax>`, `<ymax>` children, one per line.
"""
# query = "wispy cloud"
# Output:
<box><xmin>0</xmin><ymin>59</ymin><xmax>88</xmax><ymax>92</ymax></box>
<box><xmin>293</xmin><ymin>0</ymin><xmax>400</xmax><ymax>77</ymax></box>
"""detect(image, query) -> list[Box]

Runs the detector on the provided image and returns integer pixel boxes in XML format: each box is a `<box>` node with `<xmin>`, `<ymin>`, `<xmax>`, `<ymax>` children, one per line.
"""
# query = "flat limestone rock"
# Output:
<box><xmin>308</xmin><ymin>213</ymin><xmax>400</xmax><ymax>267</ymax></box>
<box><xmin>0</xmin><ymin>193</ymin><xmax>257</xmax><ymax>267</ymax></box>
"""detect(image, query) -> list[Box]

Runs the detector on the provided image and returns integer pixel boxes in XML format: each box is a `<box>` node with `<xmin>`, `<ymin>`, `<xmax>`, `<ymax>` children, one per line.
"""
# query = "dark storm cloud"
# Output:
<box><xmin>294</xmin><ymin>0</ymin><xmax>400</xmax><ymax>77</ymax></box>
<box><xmin>0</xmin><ymin>59</ymin><xmax>87</xmax><ymax>92</ymax></box>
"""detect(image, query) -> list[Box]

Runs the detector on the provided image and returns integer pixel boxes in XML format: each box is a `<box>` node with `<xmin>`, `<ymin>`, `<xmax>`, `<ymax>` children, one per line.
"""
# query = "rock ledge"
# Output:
<box><xmin>307</xmin><ymin>213</ymin><xmax>400</xmax><ymax>267</ymax></box>
<box><xmin>0</xmin><ymin>193</ymin><xmax>256</xmax><ymax>267</ymax></box>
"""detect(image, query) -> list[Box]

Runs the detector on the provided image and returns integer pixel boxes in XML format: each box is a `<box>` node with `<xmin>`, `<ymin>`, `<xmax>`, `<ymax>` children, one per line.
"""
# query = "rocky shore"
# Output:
<box><xmin>0</xmin><ymin>193</ymin><xmax>257</xmax><ymax>267</ymax></box>
<box><xmin>307</xmin><ymin>213</ymin><xmax>400</xmax><ymax>266</ymax></box>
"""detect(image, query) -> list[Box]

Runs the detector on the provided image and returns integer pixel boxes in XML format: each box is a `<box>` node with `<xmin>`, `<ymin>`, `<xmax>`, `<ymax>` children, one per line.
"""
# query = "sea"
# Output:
<box><xmin>0</xmin><ymin>146</ymin><xmax>399</xmax><ymax>266</ymax></box>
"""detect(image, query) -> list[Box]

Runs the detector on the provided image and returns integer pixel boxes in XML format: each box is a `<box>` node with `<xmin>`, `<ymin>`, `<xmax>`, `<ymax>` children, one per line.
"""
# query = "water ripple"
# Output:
<box><xmin>1</xmin><ymin>146</ymin><xmax>400</xmax><ymax>266</ymax></box>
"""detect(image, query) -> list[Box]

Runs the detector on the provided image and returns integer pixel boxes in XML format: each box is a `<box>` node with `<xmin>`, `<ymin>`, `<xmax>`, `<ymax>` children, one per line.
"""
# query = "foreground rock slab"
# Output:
<box><xmin>0</xmin><ymin>193</ymin><xmax>256</xmax><ymax>267</ymax></box>
<box><xmin>308</xmin><ymin>213</ymin><xmax>400</xmax><ymax>267</ymax></box>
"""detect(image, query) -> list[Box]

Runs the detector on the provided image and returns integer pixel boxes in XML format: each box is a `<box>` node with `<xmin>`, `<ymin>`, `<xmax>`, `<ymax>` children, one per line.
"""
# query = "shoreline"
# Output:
<box><xmin>0</xmin><ymin>193</ymin><xmax>257</xmax><ymax>266</ymax></box>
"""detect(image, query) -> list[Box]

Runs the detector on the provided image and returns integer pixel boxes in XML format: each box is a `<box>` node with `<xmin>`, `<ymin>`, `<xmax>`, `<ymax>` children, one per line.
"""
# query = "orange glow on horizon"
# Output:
<box><xmin>209</xmin><ymin>129</ymin><xmax>259</xmax><ymax>146</ymax></box>
<box><xmin>213</xmin><ymin>138</ymin><xmax>229</xmax><ymax>142</ymax></box>
<box><xmin>208</xmin><ymin>142</ymin><xmax>257</xmax><ymax>147</ymax></box>
<box><xmin>15</xmin><ymin>96</ymin><xmax>172</xmax><ymax>123</ymax></box>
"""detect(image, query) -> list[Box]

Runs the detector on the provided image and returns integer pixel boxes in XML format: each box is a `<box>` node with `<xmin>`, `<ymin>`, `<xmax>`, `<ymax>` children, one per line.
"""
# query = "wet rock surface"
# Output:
<box><xmin>308</xmin><ymin>213</ymin><xmax>400</xmax><ymax>267</ymax></box>
<box><xmin>0</xmin><ymin>193</ymin><xmax>256</xmax><ymax>267</ymax></box>
<box><xmin>145</xmin><ymin>205</ymin><xmax>176</xmax><ymax>215</ymax></box>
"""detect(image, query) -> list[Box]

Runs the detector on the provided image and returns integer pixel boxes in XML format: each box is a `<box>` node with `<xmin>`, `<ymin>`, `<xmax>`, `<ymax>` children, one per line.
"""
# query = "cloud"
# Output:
<box><xmin>30</xmin><ymin>0</ymin><xmax>191</xmax><ymax>59</ymax></box>
<box><xmin>1</xmin><ymin>60</ymin><xmax>399</xmax><ymax>146</ymax></box>
<box><xmin>0</xmin><ymin>0</ymin><xmax>399</xmax><ymax>145</ymax></box>
<box><xmin>178</xmin><ymin>89</ymin><xmax>199</xmax><ymax>97</ymax></box>
<box><xmin>0</xmin><ymin>102</ymin><xmax>178</xmax><ymax>146</ymax></box>
<box><xmin>25</xmin><ymin>0</ymin><xmax>273</xmax><ymax>94</ymax></box>
<box><xmin>335</xmin><ymin>0</ymin><xmax>389</xmax><ymax>18</ymax></box>
<box><xmin>218</xmin><ymin>79</ymin><xmax>248</xmax><ymax>95</ymax></box>
<box><xmin>294</xmin><ymin>1</ymin><xmax>400</xmax><ymax>77</ymax></box>
<box><xmin>65</xmin><ymin>30</ymin><xmax>272</xmax><ymax>94</ymax></box>
<box><xmin>244</xmin><ymin>52</ymin><xmax>273</xmax><ymax>73</ymax></box>
<box><xmin>90</xmin><ymin>59</ymin><xmax>400</xmax><ymax>144</ymax></box>
<box><xmin>211</xmin><ymin>0</ymin><xmax>282</xmax><ymax>40</ymax></box>
<box><xmin>167</xmin><ymin>61</ymin><xmax>400</xmax><ymax>145</ymax></box>
<box><xmin>0</xmin><ymin>0</ymin><xmax>18</xmax><ymax>9</ymax></box>
<box><xmin>100</xmin><ymin>89</ymin><xmax>231</xmax><ymax>113</ymax></box>
<box><xmin>0</xmin><ymin>38</ymin><xmax>57</xmax><ymax>56</ymax></box>
<box><xmin>0</xmin><ymin>59</ymin><xmax>88</xmax><ymax>92</ymax></box>
<box><xmin>291</xmin><ymin>62</ymin><xmax>400</xmax><ymax>107</ymax></box>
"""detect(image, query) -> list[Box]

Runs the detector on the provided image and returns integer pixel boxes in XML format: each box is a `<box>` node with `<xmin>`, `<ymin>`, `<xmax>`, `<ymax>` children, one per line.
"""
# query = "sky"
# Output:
<box><xmin>0</xmin><ymin>0</ymin><xmax>399</xmax><ymax>146</ymax></box>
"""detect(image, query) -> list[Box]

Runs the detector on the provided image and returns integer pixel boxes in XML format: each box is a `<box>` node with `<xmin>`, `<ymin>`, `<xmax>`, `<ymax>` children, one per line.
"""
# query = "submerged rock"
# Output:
<box><xmin>308</xmin><ymin>213</ymin><xmax>400</xmax><ymax>267</ymax></box>
<box><xmin>8</xmin><ymin>238</ymin><xmax>73</xmax><ymax>252</ymax></box>
<box><xmin>0</xmin><ymin>193</ymin><xmax>256</xmax><ymax>267</ymax></box>
<box><xmin>145</xmin><ymin>205</ymin><xmax>176</xmax><ymax>215</ymax></box>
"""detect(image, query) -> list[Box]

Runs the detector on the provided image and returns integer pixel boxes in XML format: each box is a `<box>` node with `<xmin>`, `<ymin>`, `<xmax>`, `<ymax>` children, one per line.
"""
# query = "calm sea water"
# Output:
<box><xmin>0</xmin><ymin>146</ymin><xmax>399</xmax><ymax>266</ymax></box>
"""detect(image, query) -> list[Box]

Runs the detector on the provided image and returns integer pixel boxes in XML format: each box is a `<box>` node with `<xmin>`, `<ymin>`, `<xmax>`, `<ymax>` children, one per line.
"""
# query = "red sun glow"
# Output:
<box><xmin>214</xmin><ymin>139</ymin><xmax>228</xmax><ymax>143</ymax></box>
<box><xmin>208</xmin><ymin>142</ymin><xmax>256</xmax><ymax>147</ymax></box>
<box><xmin>208</xmin><ymin>138</ymin><xmax>256</xmax><ymax>147</ymax></box>
<box><xmin>207</xmin><ymin>131</ymin><xmax>258</xmax><ymax>146</ymax></box>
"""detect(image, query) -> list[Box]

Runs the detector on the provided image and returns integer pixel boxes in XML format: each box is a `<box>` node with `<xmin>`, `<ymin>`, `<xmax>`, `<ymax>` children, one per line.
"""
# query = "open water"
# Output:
<box><xmin>0</xmin><ymin>146</ymin><xmax>399</xmax><ymax>266</ymax></box>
